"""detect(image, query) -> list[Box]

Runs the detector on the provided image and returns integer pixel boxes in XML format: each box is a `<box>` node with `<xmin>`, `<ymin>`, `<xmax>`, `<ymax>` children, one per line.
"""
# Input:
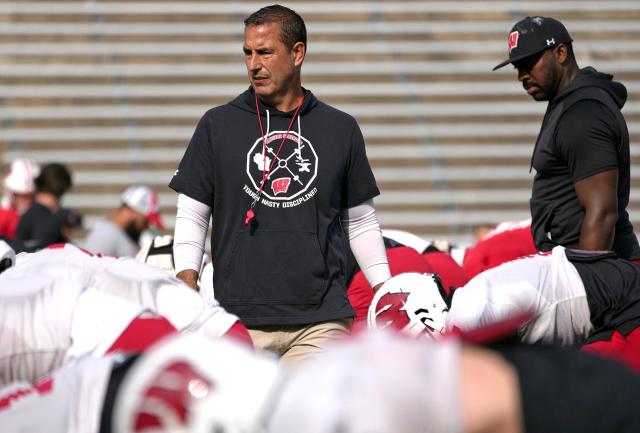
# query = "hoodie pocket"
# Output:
<box><xmin>219</xmin><ymin>230</ymin><xmax>327</xmax><ymax>305</ymax></box>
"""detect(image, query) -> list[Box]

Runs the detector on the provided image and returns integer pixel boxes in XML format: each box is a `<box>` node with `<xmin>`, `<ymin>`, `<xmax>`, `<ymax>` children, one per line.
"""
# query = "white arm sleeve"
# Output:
<box><xmin>341</xmin><ymin>199</ymin><xmax>391</xmax><ymax>288</ymax></box>
<box><xmin>173</xmin><ymin>194</ymin><xmax>211</xmax><ymax>274</ymax></box>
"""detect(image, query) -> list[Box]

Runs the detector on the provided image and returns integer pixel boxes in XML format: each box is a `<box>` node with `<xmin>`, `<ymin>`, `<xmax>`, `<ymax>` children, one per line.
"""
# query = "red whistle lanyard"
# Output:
<box><xmin>245</xmin><ymin>94</ymin><xmax>304</xmax><ymax>225</ymax></box>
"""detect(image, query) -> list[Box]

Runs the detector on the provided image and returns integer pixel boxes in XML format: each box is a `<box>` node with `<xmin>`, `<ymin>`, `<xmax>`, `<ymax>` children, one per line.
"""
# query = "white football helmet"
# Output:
<box><xmin>136</xmin><ymin>234</ymin><xmax>176</xmax><ymax>275</ymax></box>
<box><xmin>0</xmin><ymin>240</ymin><xmax>16</xmax><ymax>273</ymax></box>
<box><xmin>367</xmin><ymin>273</ymin><xmax>450</xmax><ymax>338</ymax></box>
<box><xmin>136</xmin><ymin>234</ymin><xmax>212</xmax><ymax>291</ymax></box>
<box><xmin>114</xmin><ymin>334</ymin><xmax>280</xmax><ymax>433</ymax></box>
<box><xmin>382</xmin><ymin>229</ymin><xmax>431</xmax><ymax>253</ymax></box>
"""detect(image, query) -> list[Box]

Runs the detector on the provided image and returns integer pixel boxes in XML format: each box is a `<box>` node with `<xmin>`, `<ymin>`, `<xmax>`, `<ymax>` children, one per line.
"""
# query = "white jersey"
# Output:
<box><xmin>266</xmin><ymin>331</ymin><xmax>462</xmax><ymax>433</ymax></box>
<box><xmin>0</xmin><ymin>246</ymin><xmax>241</xmax><ymax>386</ymax></box>
<box><xmin>8</xmin><ymin>245</ymin><xmax>239</xmax><ymax>338</ymax></box>
<box><xmin>7</xmin><ymin>243</ymin><xmax>116</xmax><ymax>286</ymax></box>
<box><xmin>89</xmin><ymin>258</ymin><xmax>239</xmax><ymax>339</ymax></box>
<box><xmin>0</xmin><ymin>274</ymin><xmax>147</xmax><ymax>385</ymax></box>
<box><xmin>446</xmin><ymin>246</ymin><xmax>593</xmax><ymax>345</ymax></box>
<box><xmin>0</xmin><ymin>355</ymin><xmax>114</xmax><ymax>433</ymax></box>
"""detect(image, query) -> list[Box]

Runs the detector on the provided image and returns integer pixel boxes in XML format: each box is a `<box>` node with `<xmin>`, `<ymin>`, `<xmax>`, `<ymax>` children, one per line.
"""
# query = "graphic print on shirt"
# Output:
<box><xmin>245</xmin><ymin>130</ymin><xmax>318</xmax><ymax>207</ymax></box>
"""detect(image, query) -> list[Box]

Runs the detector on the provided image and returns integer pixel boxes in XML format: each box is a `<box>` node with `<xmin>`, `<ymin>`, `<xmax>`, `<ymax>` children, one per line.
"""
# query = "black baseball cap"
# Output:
<box><xmin>493</xmin><ymin>16</ymin><xmax>573</xmax><ymax>71</ymax></box>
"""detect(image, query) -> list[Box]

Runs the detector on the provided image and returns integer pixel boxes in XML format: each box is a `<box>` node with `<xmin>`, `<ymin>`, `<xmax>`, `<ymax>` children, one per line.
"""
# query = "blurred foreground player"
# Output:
<box><xmin>0</xmin><ymin>273</ymin><xmax>175</xmax><ymax>385</ymax></box>
<box><xmin>0</xmin><ymin>245</ymin><xmax>251</xmax><ymax>384</ymax></box>
<box><xmin>0</xmin><ymin>334</ymin><xmax>279</xmax><ymax>433</ymax></box>
<box><xmin>265</xmin><ymin>330</ymin><xmax>640</xmax><ymax>433</ymax></box>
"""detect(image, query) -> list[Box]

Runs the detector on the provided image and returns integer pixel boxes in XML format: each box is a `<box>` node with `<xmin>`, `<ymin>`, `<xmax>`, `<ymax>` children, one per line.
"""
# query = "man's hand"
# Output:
<box><xmin>176</xmin><ymin>269</ymin><xmax>199</xmax><ymax>291</ymax></box>
<box><xmin>373</xmin><ymin>281</ymin><xmax>386</xmax><ymax>292</ymax></box>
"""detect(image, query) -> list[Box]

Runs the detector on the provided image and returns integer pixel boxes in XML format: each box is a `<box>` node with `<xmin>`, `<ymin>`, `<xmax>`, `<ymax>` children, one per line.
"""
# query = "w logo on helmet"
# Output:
<box><xmin>367</xmin><ymin>273</ymin><xmax>450</xmax><ymax>339</ymax></box>
<box><xmin>132</xmin><ymin>361</ymin><xmax>212</xmax><ymax>431</ymax></box>
<box><xmin>271</xmin><ymin>177</ymin><xmax>291</xmax><ymax>195</ymax></box>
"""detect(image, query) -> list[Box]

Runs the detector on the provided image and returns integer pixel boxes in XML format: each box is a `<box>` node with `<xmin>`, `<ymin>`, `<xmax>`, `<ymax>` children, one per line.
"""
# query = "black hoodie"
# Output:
<box><xmin>530</xmin><ymin>67</ymin><xmax>640</xmax><ymax>259</ymax></box>
<box><xmin>170</xmin><ymin>87</ymin><xmax>380</xmax><ymax>325</ymax></box>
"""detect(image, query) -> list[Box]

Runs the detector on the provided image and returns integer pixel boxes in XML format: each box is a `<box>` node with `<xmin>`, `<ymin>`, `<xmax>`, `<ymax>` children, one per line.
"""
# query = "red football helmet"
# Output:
<box><xmin>367</xmin><ymin>273</ymin><xmax>450</xmax><ymax>338</ymax></box>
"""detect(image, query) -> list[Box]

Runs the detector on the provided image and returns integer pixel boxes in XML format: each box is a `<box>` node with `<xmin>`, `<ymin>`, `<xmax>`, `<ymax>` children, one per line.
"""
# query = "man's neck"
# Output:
<box><xmin>555</xmin><ymin>63</ymin><xmax>580</xmax><ymax>97</ymax></box>
<box><xmin>260</xmin><ymin>88</ymin><xmax>304</xmax><ymax>113</ymax></box>
<box><xmin>111</xmin><ymin>208</ymin><xmax>134</xmax><ymax>230</ymax></box>
<box><xmin>34</xmin><ymin>192</ymin><xmax>60</xmax><ymax>213</ymax></box>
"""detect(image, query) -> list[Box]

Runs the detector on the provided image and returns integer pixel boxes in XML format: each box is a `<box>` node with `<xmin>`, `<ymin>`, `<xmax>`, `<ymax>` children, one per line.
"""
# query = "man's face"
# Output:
<box><xmin>514</xmin><ymin>48</ymin><xmax>559</xmax><ymax>101</ymax></box>
<box><xmin>126</xmin><ymin>212</ymin><xmax>149</xmax><ymax>243</ymax></box>
<box><xmin>243</xmin><ymin>22</ymin><xmax>301</xmax><ymax>105</ymax></box>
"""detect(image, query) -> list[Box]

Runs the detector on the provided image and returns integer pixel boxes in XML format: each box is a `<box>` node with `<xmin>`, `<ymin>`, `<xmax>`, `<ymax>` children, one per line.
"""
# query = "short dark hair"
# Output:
<box><xmin>35</xmin><ymin>163</ymin><xmax>72</xmax><ymax>198</ymax></box>
<box><xmin>244</xmin><ymin>4</ymin><xmax>307</xmax><ymax>51</ymax></box>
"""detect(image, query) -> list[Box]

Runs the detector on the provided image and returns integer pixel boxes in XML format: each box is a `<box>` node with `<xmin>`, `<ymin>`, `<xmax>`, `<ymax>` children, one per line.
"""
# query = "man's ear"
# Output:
<box><xmin>555</xmin><ymin>43</ymin><xmax>570</xmax><ymax>65</ymax></box>
<box><xmin>292</xmin><ymin>41</ymin><xmax>305</xmax><ymax>67</ymax></box>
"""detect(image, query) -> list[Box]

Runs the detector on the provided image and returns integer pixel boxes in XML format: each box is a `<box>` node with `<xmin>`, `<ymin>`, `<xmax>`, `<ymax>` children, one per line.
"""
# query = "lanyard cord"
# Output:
<box><xmin>255</xmin><ymin>92</ymin><xmax>304</xmax><ymax>197</ymax></box>
<box><xmin>246</xmin><ymin>93</ymin><xmax>304</xmax><ymax>225</ymax></box>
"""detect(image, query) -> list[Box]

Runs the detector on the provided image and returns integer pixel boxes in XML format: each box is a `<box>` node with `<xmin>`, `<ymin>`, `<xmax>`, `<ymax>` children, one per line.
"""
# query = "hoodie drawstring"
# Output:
<box><xmin>245</xmin><ymin>93</ymin><xmax>304</xmax><ymax>225</ymax></box>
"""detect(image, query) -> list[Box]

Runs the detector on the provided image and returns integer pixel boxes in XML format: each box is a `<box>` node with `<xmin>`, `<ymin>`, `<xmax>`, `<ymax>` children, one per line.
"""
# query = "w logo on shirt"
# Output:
<box><xmin>246</xmin><ymin>130</ymin><xmax>318</xmax><ymax>201</ymax></box>
<box><xmin>271</xmin><ymin>177</ymin><xmax>291</xmax><ymax>195</ymax></box>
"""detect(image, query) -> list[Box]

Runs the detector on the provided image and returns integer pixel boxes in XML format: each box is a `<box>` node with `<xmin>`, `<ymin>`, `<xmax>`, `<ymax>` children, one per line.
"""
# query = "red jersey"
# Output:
<box><xmin>462</xmin><ymin>225</ymin><xmax>537</xmax><ymax>278</ymax></box>
<box><xmin>0</xmin><ymin>208</ymin><xmax>20</xmax><ymax>239</ymax></box>
<box><xmin>422</xmin><ymin>250</ymin><xmax>470</xmax><ymax>295</ymax></box>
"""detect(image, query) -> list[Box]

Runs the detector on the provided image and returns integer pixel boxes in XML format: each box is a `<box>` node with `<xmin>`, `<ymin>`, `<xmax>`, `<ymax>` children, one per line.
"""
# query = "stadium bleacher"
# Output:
<box><xmin>1</xmin><ymin>1</ymin><xmax>639</xmax><ymax>245</ymax></box>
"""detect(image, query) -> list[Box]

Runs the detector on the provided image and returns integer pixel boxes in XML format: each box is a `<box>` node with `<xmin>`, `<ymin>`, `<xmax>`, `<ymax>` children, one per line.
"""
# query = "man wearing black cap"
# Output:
<box><xmin>494</xmin><ymin>16</ymin><xmax>640</xmax><ymax>260</ymax></box>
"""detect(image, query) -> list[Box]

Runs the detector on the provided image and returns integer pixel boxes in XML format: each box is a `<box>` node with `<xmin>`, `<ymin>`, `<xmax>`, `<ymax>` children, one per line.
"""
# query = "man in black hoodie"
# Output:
<box><xmin>494</xmin><ymin>16</ymin><xmax>640</xmax><ymax>260</ymax></box>
<box><xmin>169</xmin><ymin>5</ymin><xmax>391</xmax><ymax>364</ymax></box>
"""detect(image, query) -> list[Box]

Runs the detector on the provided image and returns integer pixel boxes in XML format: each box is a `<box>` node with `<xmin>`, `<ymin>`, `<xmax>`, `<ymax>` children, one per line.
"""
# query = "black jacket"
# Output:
<box><xmin>530</xmin><ymin>67</ymin><xmax>640</xmax><ymax>259</ymax></box>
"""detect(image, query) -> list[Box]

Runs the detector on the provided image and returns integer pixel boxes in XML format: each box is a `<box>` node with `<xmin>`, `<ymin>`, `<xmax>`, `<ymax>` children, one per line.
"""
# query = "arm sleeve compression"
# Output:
<box><xmin>173</xmin><ymin>194</ymin><xmax>211</xmax><ymax>274</ymax></box>
<box><xmin>341</xmin><ymin>199</ymin><xmax>391</xmax><ymax>287</ymax></box>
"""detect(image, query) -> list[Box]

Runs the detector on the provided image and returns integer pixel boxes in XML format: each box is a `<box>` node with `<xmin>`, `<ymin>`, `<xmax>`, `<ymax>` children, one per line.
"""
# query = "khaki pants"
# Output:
<box><xmin>248</xmin><ymin>318</ymin><xmax>352</xmax><ymax>366</ymax></box>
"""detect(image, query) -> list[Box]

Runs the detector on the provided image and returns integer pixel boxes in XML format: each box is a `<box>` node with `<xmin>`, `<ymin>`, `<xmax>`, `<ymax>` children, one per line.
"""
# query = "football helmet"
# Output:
<box><xmin>367</xmin><ymin>272</ymin><xmax>450</xmax><ymax>338</ymax></box>
<box><xmin>136</xmin><ymin>234</ymin><xmax>176</xmax><ymax>275</ymax></box>
<box><xmin>0</xmin><ymin>240</ymin><xmax>15</xmax><ymax>273</ymax></box>
<box><xmin>136</xmin><ymin>234</ymin><xmax>212</xmax><ymax>288</ymax></box>
<box><xmin>382</xmin><ymin>229</ymin><xmax>430</xmax><ymax>254</ymax></box>
<box><xmin>114</xmin><ymin>334</ymin><xmax>280</xmax><ymax>433</ymax></box>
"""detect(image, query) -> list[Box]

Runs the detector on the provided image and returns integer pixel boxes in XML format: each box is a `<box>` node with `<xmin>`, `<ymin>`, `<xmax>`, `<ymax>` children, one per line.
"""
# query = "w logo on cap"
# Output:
<box><xmin>508</xmin><ymin>31</ymin><xmax>519</xmax><ymax>52</ymax></box>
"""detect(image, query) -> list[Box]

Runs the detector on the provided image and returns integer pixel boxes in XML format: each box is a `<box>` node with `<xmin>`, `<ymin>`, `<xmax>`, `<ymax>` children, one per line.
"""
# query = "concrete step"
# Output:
<box><xmin>3</xmin><ymin>1</ymin><xmax>640</xmax><ymax>16</ymax></box>
<box><xmin>3</xmin><ymin>40</ymin><xmax>640</xmax><ymax>56</ymax></box>
<box><xmin>3</xmin><ymin>121</ymin><xmax>640</xmax><ymax>143</ymax></box>
<box><xmin>3</xmin><ymin>60</ymin><xmax>640</xmax><ymax>78</ymax></box>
